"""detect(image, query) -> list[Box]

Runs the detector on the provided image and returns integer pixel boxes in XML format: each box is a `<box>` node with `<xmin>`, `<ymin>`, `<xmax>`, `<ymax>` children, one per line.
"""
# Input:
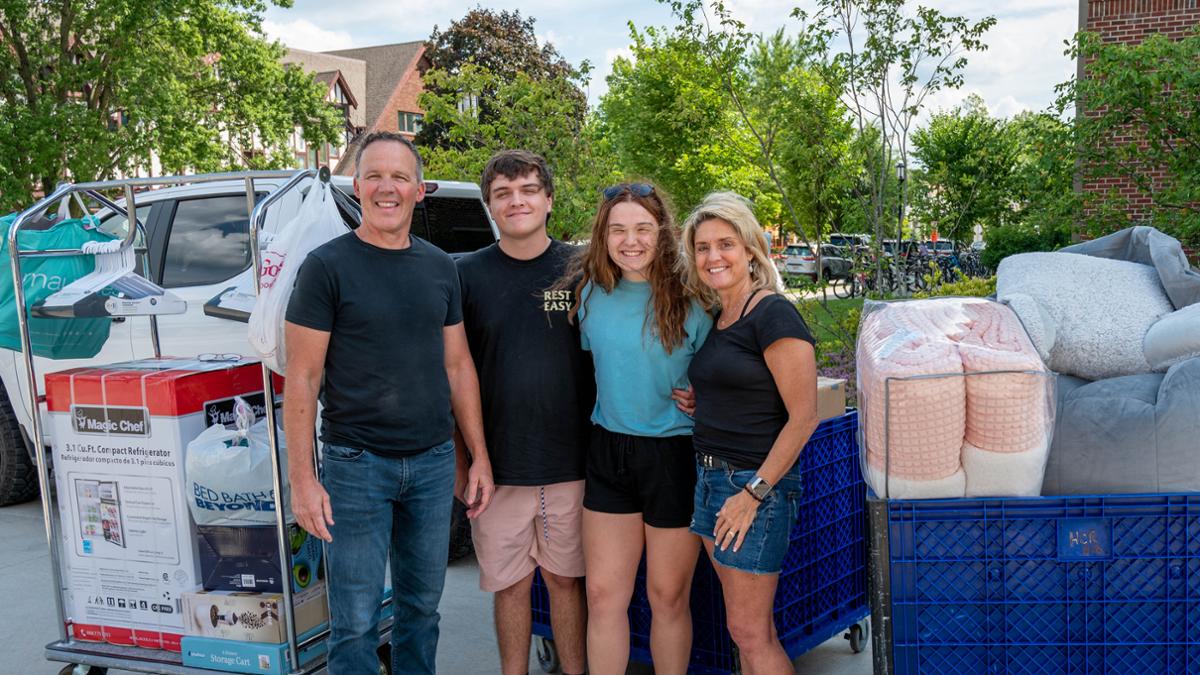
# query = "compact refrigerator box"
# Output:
<box><xmin>46</xmin><ymin>357</ymin><xmax>266</xmax><ymax>652</ymax></box>
<box><xmin>182</xmin><ymin>584</ymin><xmax>328</xmax><ymax>643</ymax></box>
<box><xmin>198</xmin><ymin>523</ymin><xmax>324</xmax><ymax>594</ymax></box>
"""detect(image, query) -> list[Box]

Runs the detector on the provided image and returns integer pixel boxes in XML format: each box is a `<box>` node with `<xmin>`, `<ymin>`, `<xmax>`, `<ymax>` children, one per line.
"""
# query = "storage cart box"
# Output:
<box><xmin>45</xmin><ymin>357</ymin><xmax>265</xmax><ymax>651</ymax></box>
<box><xmin>532</xmin><ymin>412</ymin><xmax>868</xmax><ymax>673</ymax></box>
<box><xmin>868</xmin><ymin>493</ymin><xmax>1200</xmax><ymax>674</ymax></box>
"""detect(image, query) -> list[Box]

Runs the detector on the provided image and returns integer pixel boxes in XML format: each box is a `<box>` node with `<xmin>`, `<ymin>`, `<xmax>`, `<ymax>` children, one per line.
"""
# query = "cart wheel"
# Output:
<box><xmin>377</xmin><ymin>643</ymin><xmax>393</xmax><ymax>675</ymax></box>
<box><xmin>59</xmin><ymin>666</ymin><xmax>107</xmax><ymax>675</ymax></box>
<box><xmin>844</xmin><ymin>619</ymin><xmax>869</xmax><ymax>654</ymax></box>
<box><xmin>535</xmin><ymin>636</ymin><xmax>560</xmax><ymax>673</ymax></box>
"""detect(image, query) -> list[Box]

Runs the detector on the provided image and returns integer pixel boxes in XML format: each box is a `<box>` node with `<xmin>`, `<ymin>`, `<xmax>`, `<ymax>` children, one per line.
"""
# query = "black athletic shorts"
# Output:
<box><xmin>582</xmin><ymin>425</ymin><xmax>697</xmax><ymax>528</ymax></box>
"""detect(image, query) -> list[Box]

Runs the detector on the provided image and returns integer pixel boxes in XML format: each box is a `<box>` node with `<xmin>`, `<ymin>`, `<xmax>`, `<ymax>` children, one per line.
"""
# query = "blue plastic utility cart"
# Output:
<box><xmin>531</xmin><ymin>411</ymin><xmax>870</xmax><ymax>674</ymax></box>
<box><xmin>868</xmin><ymin>493</ymin><xmax>1200</xmax><ymax>674</ymax></box>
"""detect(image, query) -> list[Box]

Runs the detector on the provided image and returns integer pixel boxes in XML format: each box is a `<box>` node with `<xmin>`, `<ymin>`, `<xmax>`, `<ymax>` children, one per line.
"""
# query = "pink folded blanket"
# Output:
<box><xmin>858</xmin><ymin>298</ymin><xmax>1053</xmax><ymax>498</ymax></box>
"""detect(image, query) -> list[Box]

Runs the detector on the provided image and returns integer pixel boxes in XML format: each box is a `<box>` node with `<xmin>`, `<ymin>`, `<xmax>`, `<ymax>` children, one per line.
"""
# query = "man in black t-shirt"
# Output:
<box><xmin>456</xmin><ymin>151</ymin><xmax>593</xmax><ymax>675</ymax></box>
<box><xmin>284</xmin><ymin>132</ymin><xmax>494</xmax><ymax>675</ymax></box>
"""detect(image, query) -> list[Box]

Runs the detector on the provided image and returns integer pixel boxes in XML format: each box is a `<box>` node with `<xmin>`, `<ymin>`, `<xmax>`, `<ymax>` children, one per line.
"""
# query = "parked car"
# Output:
<box><xmin>881</xmin><ymin>239</ymin><xmax>919</xmax><ymax>259</ymax></box>
<box><xmin>782</xmin><ymin>243</ymin><xmax>853</xmax><ymax>284</ymax></box>
<box><xmin>827</xmin><ymin>232</ymin><xmax>871</xmax><ymax>250</ymax></box>
<box><xmin>0</xmin><ymin>172</ymin><xmax>498</xmax><ymax>559</ymax></box>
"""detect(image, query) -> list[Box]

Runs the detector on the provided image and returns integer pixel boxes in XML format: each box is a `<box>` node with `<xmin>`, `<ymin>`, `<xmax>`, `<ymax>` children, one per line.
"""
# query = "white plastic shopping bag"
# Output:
<box><xmin>186</xmin><ymin>397</ymin><xmax>292</xmax><ymax>526</ymax></box>
<box><xmin>248</xmin><ymin>181</ymin><xmax>348</xmax><ymax>373</ymax></box>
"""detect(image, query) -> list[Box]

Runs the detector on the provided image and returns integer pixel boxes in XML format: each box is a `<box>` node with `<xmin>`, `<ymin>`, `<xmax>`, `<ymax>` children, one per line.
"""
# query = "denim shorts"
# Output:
<box><xmin>689</xmin><ymin>464</ymin><xmax>802</xmax><ymax>575</ymax></box>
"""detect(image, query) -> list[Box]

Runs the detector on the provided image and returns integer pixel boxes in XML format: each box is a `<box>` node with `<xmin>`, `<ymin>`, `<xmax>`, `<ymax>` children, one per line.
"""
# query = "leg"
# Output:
<box><xmin>534</xmin><ymin>480</ymin><xmax>587</xmax><ymax>674</ymax></box>
<box><xmin>321</xmin><ymin>445</ymin><xmax>394</xmax><ymax>675</ymax></box>
<box><xmin>494</xmin><ymin>571</ymin><xmax>536</xmax><ymax>675</ymax></box>
<box><xmin>542</xmin><ymin>569</ymin><xmax>586</xmax><ymax>674</ymax></box>
<box><xmin>705</xmin><ymin>544</ymin><xmax>791</xmax><ymax>675</ymax></box>
<box><xmin>390</xmin><ymin>440</ymin><xmax>457</xmax><ymax>675</ymax></box>
<box><xmin>643</xmin><ymin>525</ymin><xmax>700</xmax><ymax>675</ymax></box>
<box><xmin>582</xmin><ymin>509</ymin><xmax>644</xmax><ymax>675</ymax></box>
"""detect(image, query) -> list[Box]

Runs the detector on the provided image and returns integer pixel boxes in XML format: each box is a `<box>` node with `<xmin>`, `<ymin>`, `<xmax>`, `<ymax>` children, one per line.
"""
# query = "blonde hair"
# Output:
<box><xmin>680</xmin><ymin>191</ymin><xmax>782</xmax><ymax>312</ymax></box>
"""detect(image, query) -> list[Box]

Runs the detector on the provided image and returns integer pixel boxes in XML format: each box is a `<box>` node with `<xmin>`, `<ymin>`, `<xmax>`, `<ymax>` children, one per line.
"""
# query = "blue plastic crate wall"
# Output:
<box><xmin>886</xmin><ymin>494</ymin><xmax>1200</xmax><ymax>675</ymax></box>
<box><xmin>532</xmin><ymin>411</ymin><xmax>866</xmax><ymax>673</ymax></box>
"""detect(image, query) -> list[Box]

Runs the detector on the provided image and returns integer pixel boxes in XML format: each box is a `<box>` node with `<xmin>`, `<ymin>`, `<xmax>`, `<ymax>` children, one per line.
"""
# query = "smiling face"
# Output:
<box><xmin>693</xmin><ymin>217</ymin><xmax>751</xmax><ymax>293</ymax></box>
<box><xmin>353</xmin><ymin>140</ymin><xmax>425</xmax><ymax>237</ymax></box>
<box><xmin>486</xmin><ymin>170</ymin><xmax>552</xmax><ymax>242</ymax></box>
<box><xmin>605</xmin><ymin>201</ymin><xmax>659</xmax><ymax>282</ymax></box>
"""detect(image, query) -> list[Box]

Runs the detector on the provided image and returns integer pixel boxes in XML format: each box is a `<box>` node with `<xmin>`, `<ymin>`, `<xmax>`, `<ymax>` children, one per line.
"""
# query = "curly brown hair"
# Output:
<box><xmin>565</xmin><ymin>183</ymin><xmax>692</xmax><ymax>354</ymax></box>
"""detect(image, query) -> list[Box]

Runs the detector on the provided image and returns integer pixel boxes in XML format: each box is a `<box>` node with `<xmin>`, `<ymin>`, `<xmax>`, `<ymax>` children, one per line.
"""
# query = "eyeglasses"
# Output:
<box><xmin>602</xmin><ymin>183</ymin><xmax>654</xmax><ymax>201</ymax></box>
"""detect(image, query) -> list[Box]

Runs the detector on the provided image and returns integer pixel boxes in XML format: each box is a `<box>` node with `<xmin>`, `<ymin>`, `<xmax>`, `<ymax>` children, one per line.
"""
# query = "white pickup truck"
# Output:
<box><xmin>0</xmin><ymin>173</ymin><xmax>498</xmax><ymax>555</ymax></box>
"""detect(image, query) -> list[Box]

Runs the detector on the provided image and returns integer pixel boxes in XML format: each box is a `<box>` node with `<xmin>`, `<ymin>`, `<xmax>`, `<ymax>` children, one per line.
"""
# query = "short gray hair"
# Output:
<box><xmin>353</xmin><ymin>131</ymin><xmax>424</xmax><ymax>182</ymax></box>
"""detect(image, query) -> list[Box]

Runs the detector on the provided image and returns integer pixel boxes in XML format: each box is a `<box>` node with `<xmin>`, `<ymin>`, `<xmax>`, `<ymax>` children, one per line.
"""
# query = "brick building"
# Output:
<box><xmin>283</xmin><ymin>41</ymin><xmax>428</xmax><ymax>175</ymax></box>
<box><xmin>1077</xmin><ymin>0</ymin><xmax>1200</xmax><ymax>223</ymax></box>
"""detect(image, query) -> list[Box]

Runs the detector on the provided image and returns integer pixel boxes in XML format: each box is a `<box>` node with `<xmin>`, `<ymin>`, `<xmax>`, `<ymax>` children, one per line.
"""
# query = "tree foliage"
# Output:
<box><xmin>0</xmin><ymin>0</ymin><xmax>343</xmax><ymax>211</ymax></box>
<box><xmin>417</xmin><ymin>7</ymin><xmax>586</xmax><ymax>151</ymax></box>
<box><xmin>418</xmin><ymin>64</ymin><xmax>618</xmax><ymax>239</ymax></box>
<box><xmin>1059</xmin><ymin>28</ymin><xmax>1200</xmax><ymax>247</ymax></box>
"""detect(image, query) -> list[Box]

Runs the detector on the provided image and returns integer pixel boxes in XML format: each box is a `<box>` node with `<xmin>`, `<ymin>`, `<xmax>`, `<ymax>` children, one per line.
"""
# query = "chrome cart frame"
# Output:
<box><xmin>9</xmin><ymin>168</ymin><xmax>383</xmax><ymax>675</ymax></box>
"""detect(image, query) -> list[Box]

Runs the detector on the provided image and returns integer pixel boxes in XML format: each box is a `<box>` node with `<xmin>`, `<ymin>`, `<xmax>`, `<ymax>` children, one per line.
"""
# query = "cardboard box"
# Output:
<box><xmin>199</xmin><ymin>524</ymin><xmax>323</xmax><ymax>593</ymax></box>
<box><xmin>183</xmin><ymin>584</ymin><xmax>328</xmax><ymax>643</ymax></box>
<box><xmin>817</xmin><ymin>377</ymin><xmax>847</xmax><ymax>420</ymax></box>
<box><xmin>181</xmin><ymin>634</ymin><xmax>325</xmax><ymax>675</ymax></box>
<box><xmin>46</xmin><ymin>357</ymin><xmax>265</xmax><ymax>650</ymax></box>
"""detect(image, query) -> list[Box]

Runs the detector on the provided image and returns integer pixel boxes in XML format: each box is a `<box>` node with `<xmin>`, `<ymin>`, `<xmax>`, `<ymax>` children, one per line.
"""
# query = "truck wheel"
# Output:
<box><xmin>448</xmin><ymin>499</ymin><xmax>474</xmax><ymax>562</ymax></box>
<box><xmin>0</xmin><ymin>390</ymin><xmax>37</xmax><ymax>506</ymax></box>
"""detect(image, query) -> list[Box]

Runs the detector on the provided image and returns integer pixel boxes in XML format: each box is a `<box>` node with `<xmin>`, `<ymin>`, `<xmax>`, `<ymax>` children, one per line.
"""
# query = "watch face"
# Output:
<box><xmin>750</xmin><ymin>477</ymin><xmax>771</xmax><ymax>499</ymax></box>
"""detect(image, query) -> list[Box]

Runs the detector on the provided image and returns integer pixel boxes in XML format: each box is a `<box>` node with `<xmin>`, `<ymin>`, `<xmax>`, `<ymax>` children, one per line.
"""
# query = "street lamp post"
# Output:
<box><xmin>896</xmin><ymin>160</ymin><xmax>907</xmax><ymax>291</ymax></box>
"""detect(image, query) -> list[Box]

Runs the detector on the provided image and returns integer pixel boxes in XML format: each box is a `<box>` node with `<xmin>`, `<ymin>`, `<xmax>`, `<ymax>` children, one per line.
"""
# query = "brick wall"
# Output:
<box><xmin>1080</xmin><ymin>0</ymin><xmax>1200</xmax><ymax>224</ymax></box>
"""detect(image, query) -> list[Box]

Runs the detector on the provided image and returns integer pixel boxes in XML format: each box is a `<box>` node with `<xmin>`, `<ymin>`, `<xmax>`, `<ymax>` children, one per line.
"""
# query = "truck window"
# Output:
<box><xmin>421</xmin><ymin>197</ymin><xmax>495</xmax><ymax>254</ymax></box>
<box><xmin>162</xmin><ymin>195</ymin><xmax>255</xmax><ymax>288</ymax></box>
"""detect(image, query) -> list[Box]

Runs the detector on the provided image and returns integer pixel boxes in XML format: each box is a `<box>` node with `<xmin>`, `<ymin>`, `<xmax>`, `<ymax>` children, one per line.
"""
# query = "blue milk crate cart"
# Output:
<box><xmin>868</xmin><ymin>493</ymin><xmax>1200</xmax><ymax>675</ymax></box>
<box><xmin>531</xmin><ymin>411</ymin><xmax>870</xmax><ymax>674</ymax></box>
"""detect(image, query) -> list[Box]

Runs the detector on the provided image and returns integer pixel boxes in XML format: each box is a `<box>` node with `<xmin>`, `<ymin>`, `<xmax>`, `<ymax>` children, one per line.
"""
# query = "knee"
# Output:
<box><xmin>646</xmin><ymin>581</ymin><xmax>690</xmax><ymax>617</ymax></box>
<box><xmin>541</xmin><ymin>570</ymin><xmax>581</xmax><ymax>595</ymax></box>
<box><xmin>726</xmin><ymin>616</ymin><xmax>776</xmax><ymax>653</ymax></box>
<box><xmin>585</xmin><ymin>578</ymin><xmax>631</xmax><ymax>616</ymax></box>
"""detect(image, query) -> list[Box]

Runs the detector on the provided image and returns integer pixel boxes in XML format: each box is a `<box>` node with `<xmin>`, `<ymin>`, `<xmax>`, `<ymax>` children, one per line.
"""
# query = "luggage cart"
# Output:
<box><xmin>8</xmin><ymin>169</ymin><xmax>391</xmax><ymax>675</ymax></box>
<box><xmin>530</xmin><ymin>411</ymin><xmax>871</xmax><ymax>674</ymax></box>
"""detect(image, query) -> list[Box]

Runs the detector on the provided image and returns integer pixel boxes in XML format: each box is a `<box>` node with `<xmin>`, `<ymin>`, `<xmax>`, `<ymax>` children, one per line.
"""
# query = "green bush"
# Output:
<box><xmin>981</xmin><ymin>221</ymin><xmax>1070</xmax><ymax>270</ymax></box>
<box><xmin>913</xmin><ymin>275</ymin><xmax>997</xmax><ymax>299</ymax></box>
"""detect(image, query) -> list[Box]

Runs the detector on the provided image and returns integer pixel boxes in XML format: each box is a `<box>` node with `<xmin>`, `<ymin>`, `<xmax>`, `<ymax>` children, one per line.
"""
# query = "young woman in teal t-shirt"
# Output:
<box><xmin>568</xmin><ymin>183</ymin><xmax>712</xmax><ymax>675</ymax></box>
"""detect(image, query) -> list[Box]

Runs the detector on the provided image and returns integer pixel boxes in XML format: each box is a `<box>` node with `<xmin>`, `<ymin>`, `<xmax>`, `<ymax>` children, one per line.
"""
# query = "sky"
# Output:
<box><xmin>262</xmin><ymin>0</ymin><xmax>1080</xmax><ymax>123</ymax></box>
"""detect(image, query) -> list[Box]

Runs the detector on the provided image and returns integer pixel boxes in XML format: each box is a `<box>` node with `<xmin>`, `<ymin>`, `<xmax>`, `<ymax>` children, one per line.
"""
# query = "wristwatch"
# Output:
<box><xmin>746</xmin><ymin>475</ymin><xmax>772</xmax><ymax>501</ymax></box>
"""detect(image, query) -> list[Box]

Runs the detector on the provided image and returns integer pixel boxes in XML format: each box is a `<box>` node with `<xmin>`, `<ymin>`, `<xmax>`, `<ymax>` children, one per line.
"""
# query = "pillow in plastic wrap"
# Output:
<box><xmin>997</xmin><ymin>252</ymin><xmax>1173</xmax><ymax>380</ymax></box>
<box><xmin>857</xmin><ymin>298</ymin><xmax>1053</xmax><ymax>499</ymax></box>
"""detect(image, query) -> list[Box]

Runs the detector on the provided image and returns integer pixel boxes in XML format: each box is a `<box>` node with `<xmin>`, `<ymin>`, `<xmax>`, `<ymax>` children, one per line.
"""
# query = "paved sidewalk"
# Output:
<box><xmin>3</xmin><ymin>499</ymin><xmax>870</xmax><ymax>674</ymax></box>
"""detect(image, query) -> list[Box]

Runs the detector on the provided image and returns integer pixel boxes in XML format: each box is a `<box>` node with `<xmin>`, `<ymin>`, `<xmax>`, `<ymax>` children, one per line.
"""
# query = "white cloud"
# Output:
<box><xmin>262</xmin><ymin>19</ymin><xmax>355</xmax><ymax>51</ymax></box>
<box><xmin>538</xmin><ymin>29</ymin><xmax>567</xmax><ymax>50</ymax></box>
<box><xmin>605</xmin><ymin>47</ymin><xmax>634</xmax><ymax>67</ymax></box>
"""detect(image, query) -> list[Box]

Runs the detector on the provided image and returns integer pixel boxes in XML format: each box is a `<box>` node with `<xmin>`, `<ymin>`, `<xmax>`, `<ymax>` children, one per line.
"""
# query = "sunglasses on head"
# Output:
<box><xmin>602</xmin><ymin>183</ymin><xmax>655</xmax><ymax>201</ymax></box>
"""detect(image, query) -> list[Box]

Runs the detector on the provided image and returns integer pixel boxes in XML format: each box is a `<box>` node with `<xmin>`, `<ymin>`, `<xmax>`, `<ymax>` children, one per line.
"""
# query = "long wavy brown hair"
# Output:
<box><xmin>564</xmin><ymin>184</ymin><xmax>691</xmax><ymax>354</ymax></box>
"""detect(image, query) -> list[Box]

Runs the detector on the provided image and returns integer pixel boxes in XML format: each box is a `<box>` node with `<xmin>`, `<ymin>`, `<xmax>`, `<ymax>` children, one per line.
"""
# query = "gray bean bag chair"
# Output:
<box><xmin>996</xmin><ymin>227</ymin><xmax>1200</xmax><ymax>495</ymax></box>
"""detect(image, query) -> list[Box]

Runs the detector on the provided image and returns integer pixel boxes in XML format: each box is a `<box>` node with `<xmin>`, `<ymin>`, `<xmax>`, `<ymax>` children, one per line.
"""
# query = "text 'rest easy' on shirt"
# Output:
<box><xmin>457</xmin><ymin>240</ymin><xmax>595</xmax><ymax>485</ymax></box>
<box><xmin>285</xmin><ymin>232</ymin><xmax>462</xmax><ymax>456</ymax></box>
<box><xmin>578</xmin><ymin>279</ymin><xmax>712</xmax><ymax>438</ymax></box>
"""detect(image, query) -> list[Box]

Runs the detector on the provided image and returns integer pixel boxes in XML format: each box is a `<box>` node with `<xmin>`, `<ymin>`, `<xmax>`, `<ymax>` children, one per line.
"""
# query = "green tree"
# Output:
<box><xmin>416</xmin><ymin>8</ymin><xmax>586</xmax><ymax>151</ymax></box>
<box><xmin>418</xmin><ymin>64</ymin><xmax>618</xmax><ymax>239</ymax></box>
<box><xmin>0</xmin><ymin>0</ymin><xmax>343</xmax><ymax>211</ymax></box>
<box><xmin>1059</xmin><ymin>29</ymin><xmax>1200</xmax><ymax>247</ymax></box>
<box><xmin>910</xmin><ymin>95</ymin><xmax>1016</xmax><ymax>243</ymax></box>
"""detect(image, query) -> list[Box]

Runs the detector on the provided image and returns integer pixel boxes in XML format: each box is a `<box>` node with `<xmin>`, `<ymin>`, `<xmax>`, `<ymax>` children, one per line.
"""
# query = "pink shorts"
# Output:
<box><xmin>471</xmin><ymin>480</ymin><xmax>585</xmax><ymax>593</ymax></box>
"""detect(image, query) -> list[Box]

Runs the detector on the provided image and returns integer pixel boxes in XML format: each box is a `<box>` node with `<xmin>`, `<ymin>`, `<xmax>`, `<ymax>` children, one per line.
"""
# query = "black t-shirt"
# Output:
<box><xmin>688</xmin><ymin>293</ymin><xmax>816</xmax><ymax>469</ymax></box>
<box><xmin>456</xmin><ymin>240</ymin><xmax>595</xmax><ymax>485</ymax></box>
<box><xmin>285</xmin><ymin>232</ymin><xmax>462</xmax><ymax>456</ymax></box>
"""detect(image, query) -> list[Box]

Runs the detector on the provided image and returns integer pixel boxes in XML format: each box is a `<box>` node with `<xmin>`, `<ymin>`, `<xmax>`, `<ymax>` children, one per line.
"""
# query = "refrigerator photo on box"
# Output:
<box><xmin>99</xmin><ymin>481</ymin><xmax>126</xmax><ymax>548</ymax></box>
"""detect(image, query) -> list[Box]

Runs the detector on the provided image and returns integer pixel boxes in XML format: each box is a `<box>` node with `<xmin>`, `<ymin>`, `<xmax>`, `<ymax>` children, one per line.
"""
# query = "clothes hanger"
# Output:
<box><xmin>33</xmin><ymin>238</ymin><xmax>186</xmax><ymax>318</ymax></box>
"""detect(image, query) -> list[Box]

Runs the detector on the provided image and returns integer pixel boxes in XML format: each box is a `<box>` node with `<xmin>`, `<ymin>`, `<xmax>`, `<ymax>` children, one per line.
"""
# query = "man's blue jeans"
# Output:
<box><xmin>321</xmin><ymin>439</ymin><xmax>456</xmax><ymax>674</ymax></box>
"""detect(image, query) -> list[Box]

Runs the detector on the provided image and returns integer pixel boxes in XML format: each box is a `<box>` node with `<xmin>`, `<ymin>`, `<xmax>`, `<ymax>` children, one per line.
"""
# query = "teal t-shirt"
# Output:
<box><xmin>578</xmin><ymin>279</ymin><xmax>713</xmax><ymax>437</ymax></box>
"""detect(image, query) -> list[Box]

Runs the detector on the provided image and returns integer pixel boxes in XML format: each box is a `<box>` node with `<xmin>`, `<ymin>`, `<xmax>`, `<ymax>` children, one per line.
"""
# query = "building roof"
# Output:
<box><xmin>325</xmin><ymin>41</ymin><xmax>424</xmax><ymax>129</ymax></box>
<box><xmin>282</xmin><ymin>48</ymin><xmax>367</xmax><ymax>128</ymax></box>
<box><xmin>314</xmin><ymin>70</ymin><xmax>359</xmax><ymax>110</ymax></box>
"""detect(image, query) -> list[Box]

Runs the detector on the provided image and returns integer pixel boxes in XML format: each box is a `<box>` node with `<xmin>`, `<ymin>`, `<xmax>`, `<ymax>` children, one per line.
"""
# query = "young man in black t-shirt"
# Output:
<box><xmin>284</xmin><ymin>132</ymin><xmax>494</xmax><ymax>675</ymax></box>
<box><xmin>456</xmin><ymin>151</ymin><xmax>593</xmax><ymax>675</ymax></box>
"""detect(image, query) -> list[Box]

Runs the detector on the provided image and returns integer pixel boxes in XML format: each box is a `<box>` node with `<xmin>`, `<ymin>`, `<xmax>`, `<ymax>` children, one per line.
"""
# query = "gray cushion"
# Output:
<box><xmin>1060</xmin><ymin>225</ymin><xmax>1200</xmax><ymax>310</ymax></box>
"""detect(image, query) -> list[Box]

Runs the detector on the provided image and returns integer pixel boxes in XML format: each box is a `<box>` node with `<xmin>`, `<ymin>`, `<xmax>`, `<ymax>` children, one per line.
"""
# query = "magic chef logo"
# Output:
<box><xmin>204</xmin><ymin>393</ymin><xmax>267</xmax><ymax>429</ymax></box>
<box><xmin>72</xmin><ymin>405</ymin><xmax>150</xmax><ymax>436</ymax></box>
